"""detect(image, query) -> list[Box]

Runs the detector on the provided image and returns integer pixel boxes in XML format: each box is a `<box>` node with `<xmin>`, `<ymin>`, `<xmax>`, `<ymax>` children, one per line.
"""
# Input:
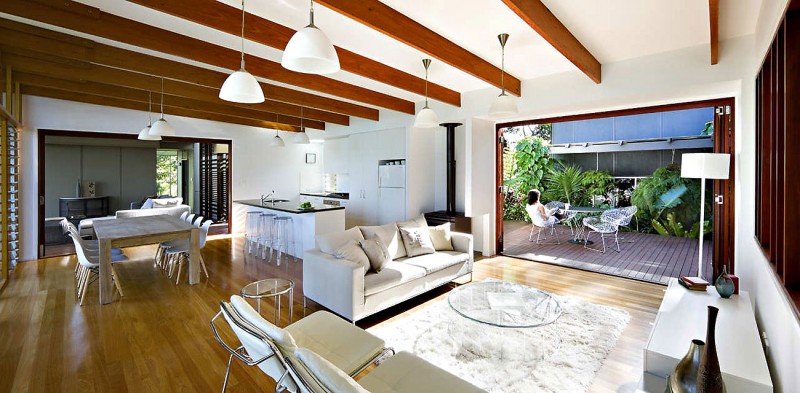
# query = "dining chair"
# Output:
<box><xmin>544</xmin><ymin>201</ymin><xmax>578</xmax><ymax>235</ymax></box>
<box><xmin>180</xmin><ymin>211</ymin><xmax>190</xmax><ymax>221</ymax></box>
<box><xmin>583</xmin><ymin>209</ymin><xmax>626</xmax><ymax>253</ymax></box>
<box><xmin>526</xmin><ymin>204</ymin><xmax>560</xmax><ymax>245</ymax></box>
<box><xmin>617</xmin><ymin>205</ymin><xmax>638</xmax><ymax>243</ymax></box>
<box><xmin>167</xmin><ymin>219</ymin><xmax>212</xmax><ymax>284</ymax></box>
<box><xmin>69</xmin><ymin>233</ymin><xmax>128</xmax><ymax>305</ymax></box>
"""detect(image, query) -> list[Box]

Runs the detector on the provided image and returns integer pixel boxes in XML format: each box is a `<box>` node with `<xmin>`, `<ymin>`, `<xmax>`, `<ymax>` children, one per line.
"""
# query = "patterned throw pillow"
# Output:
<box><xmin>399</xmin><ymin>227</ymin><xmax>436</xmax><ymax>257</ymax></box>
<box><xmin>359</xmin><ymin>236</ymin><xmax>391</xmax><ymax>273</ymax></box>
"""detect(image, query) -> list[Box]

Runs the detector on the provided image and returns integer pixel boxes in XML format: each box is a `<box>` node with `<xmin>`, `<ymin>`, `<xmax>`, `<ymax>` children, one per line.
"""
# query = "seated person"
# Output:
<box><xmin>524</xmin><ymin>189</ymin><xmax>563</xmax><ymax>226</ymax></box>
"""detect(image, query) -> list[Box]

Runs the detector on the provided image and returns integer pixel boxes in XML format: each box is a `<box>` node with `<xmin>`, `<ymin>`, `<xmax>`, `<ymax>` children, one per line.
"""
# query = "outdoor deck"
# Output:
<box><xmin>503</xmin><ymin>220</ymin><xmax>713</xmax><ymax>284</ymax></box>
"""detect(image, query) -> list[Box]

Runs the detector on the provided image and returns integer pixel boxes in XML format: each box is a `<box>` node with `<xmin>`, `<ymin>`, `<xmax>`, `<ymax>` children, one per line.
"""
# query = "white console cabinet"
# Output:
<box><xmin>642</xmin><ymin>278</ymin><xmax>772</xmax><ymax>393</ymax></box>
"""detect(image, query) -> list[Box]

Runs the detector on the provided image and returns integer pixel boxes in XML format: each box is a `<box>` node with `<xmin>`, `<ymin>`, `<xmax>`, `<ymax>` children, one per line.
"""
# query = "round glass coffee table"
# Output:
<box><xmin>446</xmin><ymin>281</ymin><xmax>563</xmax><ymax>361</ymax></box>
<box><xmin>241</xmin><ymin>278</ymin><xmax>294</xmax><ymax>326</ymax></box>
<box><xmin>448</xmin><ymin>280</ymin><xmax>562</xmax><ymax>327</ymax></box>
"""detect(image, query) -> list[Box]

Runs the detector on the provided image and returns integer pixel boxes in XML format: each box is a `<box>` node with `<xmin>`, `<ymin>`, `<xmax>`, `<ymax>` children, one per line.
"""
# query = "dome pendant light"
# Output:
<box><xmin>282</xmin><ymin>0</ymin><xmax>340</xmax><ymax>75</ymax></box>
<box><xmin>150</xmin><ymin>78</ymin><xmax>176</xmax><ymax>136</ymax></box>
<box><xmin>294</xmin><ymin>107</ymin><xmax>310</xmax><ymax>144</ymax></box>
<box><xmin>220</xmin><ymin>0</ymin><xmax>265</xmax><ymax>103</ymax></box>
<box><xmin>138</xmin><ymin>91</ymin><xmax>162</xmax><ymax>141</ymax></box>
<box><xmin>271</xmin><ymin>115</ymin><xmax>286</xmax><ymax>147</ymax></box>
<box><xmin>489</xmin><ymin>33</ymin><xmax>518</xmax><ymax>119</ymax></box>
<box><xmin>413</xmin><ymin>58</ymin><xmax>439</xmax><ymax>128</ymax></box>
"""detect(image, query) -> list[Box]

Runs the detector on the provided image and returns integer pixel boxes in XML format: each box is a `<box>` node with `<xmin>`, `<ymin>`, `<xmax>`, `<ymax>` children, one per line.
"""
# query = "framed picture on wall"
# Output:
<box><xmin>306</xmin><ymin>153</ymin><xmax>316</xmax><ymax>164</ymax></box>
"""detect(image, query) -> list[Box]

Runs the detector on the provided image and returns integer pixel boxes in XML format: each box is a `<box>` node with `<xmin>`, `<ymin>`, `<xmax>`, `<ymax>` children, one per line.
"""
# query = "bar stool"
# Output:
<box><xmin>245</xmin><ymin>211</ymin><xmax>261</xmax><ymax>254</ymax></box>
<box><xmin>258</xmin><ymin>213</ymin><xmax>278</xmax><ymax>260</ymax></box>
<box><xmin>272</xmin><ymin>216</ymin><xmax>294</xmax><ymax>264</ymax></box>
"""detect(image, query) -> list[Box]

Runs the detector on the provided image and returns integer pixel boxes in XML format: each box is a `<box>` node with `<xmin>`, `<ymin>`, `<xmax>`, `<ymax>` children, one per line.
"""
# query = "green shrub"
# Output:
<box><xmin>502</xmin><ymin>137</ymin><xmax>551</xmax><ymax>221</ymax></box>
<box><xmin>543</xmin><ymin>163</ymin><xmax>585</xmax><ymax>205</ymax></box>
<box><xmin>581</xmin><ymin>170</ymin><xmax>615</xmax><ymax>205</ymax></box>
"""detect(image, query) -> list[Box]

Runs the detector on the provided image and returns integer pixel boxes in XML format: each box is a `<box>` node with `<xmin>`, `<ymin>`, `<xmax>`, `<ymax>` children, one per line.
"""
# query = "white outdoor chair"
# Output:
<box><xmin>544</xmin><ymin>201</ymin><xmax>578</xmax><ymax>235</ymax></box>
<box><xmin>210</xmin><ymin>295</ymin><xmax>392</xmax><ymax>392</ymax></box>
<box><xmin>526</xmin><ymin>204</ymin><xmax>560</xmax><ymax>244</ymax></box>
<box><xmin>583</xmin><ymin>209</ymin><xmax>626</xmax><ymax>253</ymax></box>
<box><xmin>618</xmin><ymin>205</ymin><xmax>638</xmax><ymax>243</ymax></box>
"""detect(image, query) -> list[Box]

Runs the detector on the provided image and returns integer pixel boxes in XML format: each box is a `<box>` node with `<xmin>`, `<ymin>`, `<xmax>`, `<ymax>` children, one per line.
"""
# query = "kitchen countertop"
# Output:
<box><xmin>234</xmin><ymin>199</ymin><xmax>345</xmax><ymax>214</ymax></box>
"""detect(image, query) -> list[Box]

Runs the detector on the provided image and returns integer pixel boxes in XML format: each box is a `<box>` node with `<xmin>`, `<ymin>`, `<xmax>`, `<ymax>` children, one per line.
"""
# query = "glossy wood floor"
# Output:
<box><xmin>0</xmin><ymin>235</ymin><xmax>665</xmax><ymax>393</ymax></box>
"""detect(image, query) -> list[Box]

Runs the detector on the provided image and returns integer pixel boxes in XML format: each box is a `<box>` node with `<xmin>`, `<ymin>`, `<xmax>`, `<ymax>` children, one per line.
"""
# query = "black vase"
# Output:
<box><xmin>697</xmin><ymin>306</ymin><xmax>725</xmax><ymax>393</ymax></box>
<box><xmin>668</xmin><ymin>339</ymin><xmax>705</xmax><ymax>393</ymax></box>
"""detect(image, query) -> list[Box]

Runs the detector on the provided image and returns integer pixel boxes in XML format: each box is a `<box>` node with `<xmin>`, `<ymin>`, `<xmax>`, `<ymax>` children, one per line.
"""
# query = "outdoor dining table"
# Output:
<box><xmin>563</xmin><ymin>205</ymin><xmax>605</xmax><ymax>245</ymax></box>
<box><xmin>92</xmin><ymin>215</ymin><xmax>200</xmax><ymax>304</ymax></box>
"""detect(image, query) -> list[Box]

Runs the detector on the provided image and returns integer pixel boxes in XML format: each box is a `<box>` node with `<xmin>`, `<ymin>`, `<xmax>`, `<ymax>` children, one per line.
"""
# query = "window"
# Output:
<box><xmin>156</xmin><ymin>149</ymin><xmax>179</xmax><ymax>196</ymax></box>
<box><xmin>755</xmin><ymin>6</ymin><xmax>800</xmax><ymax>303</ymax></box>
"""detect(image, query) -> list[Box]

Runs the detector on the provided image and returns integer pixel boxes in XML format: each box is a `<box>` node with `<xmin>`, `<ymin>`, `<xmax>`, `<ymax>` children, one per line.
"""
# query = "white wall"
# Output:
<box><xmin>20</xmin><ymin>95</ymin><xmax>323</xmax><ymax>260</ymax></box>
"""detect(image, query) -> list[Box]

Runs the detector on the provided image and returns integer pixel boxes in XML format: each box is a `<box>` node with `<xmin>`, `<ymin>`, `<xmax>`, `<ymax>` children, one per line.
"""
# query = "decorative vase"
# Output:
<box><xmin>697</xmin><ymin>306</ymin><xmax>725</xmax><ymax>393</ymax></box>
<box><xmin>715</xmin><ymin>266</ymin><xmax>735</xmax><ymax>299</ymax></box>
<box><xmin>668</xmin><ymin>339</ymin><xmax>705</xmax><ymax>393</ymax></box>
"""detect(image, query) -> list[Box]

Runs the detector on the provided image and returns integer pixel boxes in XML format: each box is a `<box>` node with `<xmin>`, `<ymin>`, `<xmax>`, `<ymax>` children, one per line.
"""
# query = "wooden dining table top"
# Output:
<box><xmin>93</xmin><ymin>215</ymin><xmax>193</xmax><ymax>240</ymax></box>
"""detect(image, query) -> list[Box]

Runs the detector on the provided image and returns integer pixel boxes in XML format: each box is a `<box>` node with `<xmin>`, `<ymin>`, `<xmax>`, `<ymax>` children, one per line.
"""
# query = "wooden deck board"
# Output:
<box><xmin>503</xmin><ymin>220</ymin><xmax>713</xmax><ymax>284</ymax></box>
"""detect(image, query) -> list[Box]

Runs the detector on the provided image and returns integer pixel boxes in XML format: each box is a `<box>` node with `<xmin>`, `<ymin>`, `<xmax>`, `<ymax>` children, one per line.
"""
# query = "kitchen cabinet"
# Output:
<box><xmin>346</xmin><ymin>128</ymin><xmax>405</xmax><ymax>228</ymax></box>
<box><xmin>323</xmin><ymin>137</ymin><xmax>349</xmax><ymax>175</ymax></box>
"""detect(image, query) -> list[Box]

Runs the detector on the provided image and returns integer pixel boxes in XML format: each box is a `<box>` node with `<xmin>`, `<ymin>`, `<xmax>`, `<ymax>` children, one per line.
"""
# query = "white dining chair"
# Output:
<box><xmin>167</xmin><ymin>219</ymin><xmax>212</xmax><ymax>284</ymax></box>
<box><xmin>69</xmin><ymin>233</ymin><xmax>128</xmax><ymax>305</ymax></box>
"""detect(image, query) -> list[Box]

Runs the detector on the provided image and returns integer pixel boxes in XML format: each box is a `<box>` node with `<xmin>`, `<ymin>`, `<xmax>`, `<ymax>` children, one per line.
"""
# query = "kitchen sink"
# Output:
<box><xmin>262</xmin><ymin>199</ymin><xmax>290</xmax><ymax>203</ymax></box>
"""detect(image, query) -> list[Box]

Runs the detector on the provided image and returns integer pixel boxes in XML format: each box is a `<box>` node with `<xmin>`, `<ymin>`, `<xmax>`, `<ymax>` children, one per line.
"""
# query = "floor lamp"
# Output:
<box><xmin>680</xmin><ymin>153</ymin><xmax>730</xmax><ymax>280</ymax></box>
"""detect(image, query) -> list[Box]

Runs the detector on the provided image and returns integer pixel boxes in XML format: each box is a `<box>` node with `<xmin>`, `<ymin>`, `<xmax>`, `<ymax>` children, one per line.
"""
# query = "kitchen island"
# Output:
<box><xmin>233</xmin><ymin>199</ymin><xmax>345</xmax><ymax>258</ymax></box>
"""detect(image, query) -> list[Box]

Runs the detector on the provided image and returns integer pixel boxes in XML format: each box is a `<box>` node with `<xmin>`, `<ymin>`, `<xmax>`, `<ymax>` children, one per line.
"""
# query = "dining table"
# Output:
<box><xmin>563</xmin><ymin>205</ymin><xmax>606</xmax><ymax>245</ymax></box>
<box><xmin>92</xmin><ymin>215</ymin><xmax>200</xmax><ymax>304</ymax></box>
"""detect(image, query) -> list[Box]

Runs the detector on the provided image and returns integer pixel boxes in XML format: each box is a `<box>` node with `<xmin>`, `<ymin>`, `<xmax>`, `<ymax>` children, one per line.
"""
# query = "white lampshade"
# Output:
<box><xmin>282</xmin><ymin>26</ymin><xmax>340</xmax><ymax>75</ymax></box>
<box><xmin>270</xmin><ymin>134</ymin><xmax>286</xmax><ymax>147</ymax></box>
<box><xmin>219</xmin><ymin>69</ymin><xmax>265</xmax><ymax>103</ymax></box>
<box><xmin>150</xmin><ymin>117</ymin><xmax>176</xmax><ymax>136</ymax></box>
<box><xmin>414</xmin><ymin>107</ymin><xmax>439</xmax><ymax>128</ymax></box>
<box><xmin>681</xmin><ymin>153</ymin><xmax>731</xmax><ymax>179</ymax></box>
<box><xmin>137</xmin><ymin>124</ymin><xmax>161</xmax><ymax>141</ymax></box>
<box><xmin>294</xmin><ymin>131</ymin><xmax>310</xmax><ymax>144</ymax></box>
<box><xmin>489</xmin><ymin>93</ymin><xmax>518</xmax><ymax>118</ymax></box>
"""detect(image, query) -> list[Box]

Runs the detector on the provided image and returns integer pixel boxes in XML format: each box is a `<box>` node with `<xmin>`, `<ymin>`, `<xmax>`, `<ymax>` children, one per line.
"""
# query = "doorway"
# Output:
<box><xmin>495</xmin><ymin>99</ymin><xmax>736</xmax><ymax>284</ymax></box>
<box><xmin>37</xmin><ymin>130</ymin><xmax>232</xmax><ymax>258</ymax></box>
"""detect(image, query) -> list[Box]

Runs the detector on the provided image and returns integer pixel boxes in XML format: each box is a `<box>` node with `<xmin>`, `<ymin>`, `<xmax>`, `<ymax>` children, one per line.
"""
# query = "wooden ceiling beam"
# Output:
<box><xmin>0</xmin><ymin>0</ymin><xmax>414</xmax><ymax>114</ymax></box>
<box><xmin>13</xmin><ymin>72</ymin><xmax>326</xmax><ymax>130</ymax></box>
<box><xmin>500</xmin><ymin>0</ymin><xmax>602</xmax><ymax>84</ymax></box>
<box><xmin>709</xmin><ymin>0</ymin><xmax>720</xmax><ymax>65</ymax></box>
<box><xmin>127</xmin><ymin>0</ymin><xmax>461</xmax><ymax>107</ymax></box>
<box><xmin>0</xmin><ymin>50</ymin><xmax>333</xmax><ymax>129</ymax></box>
<box><xmin>0</xmin><ymin>18</ymin><xmax>376</xmax><ymax>120</ymax></box>
<box><xmin>21</xmin><ymin>85</ymin><xmax>302</xmax><ymax>131</ymax></box>
<box><xmin>315</xmin><ymin>0</ymin><xmax>522</xmax><ymax>96</ymax></box>
<box><xmin>0</xmin><ymin>23</ymin><xmax>348</xmax><ymax>125</ymax></box>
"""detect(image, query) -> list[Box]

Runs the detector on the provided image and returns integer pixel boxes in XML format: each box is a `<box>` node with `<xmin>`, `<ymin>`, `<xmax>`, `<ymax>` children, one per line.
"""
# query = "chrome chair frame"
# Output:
<box><xmin>583</xmin><ymin>209</ymin><xmax>626</xmax><ymax>253</ymax></box>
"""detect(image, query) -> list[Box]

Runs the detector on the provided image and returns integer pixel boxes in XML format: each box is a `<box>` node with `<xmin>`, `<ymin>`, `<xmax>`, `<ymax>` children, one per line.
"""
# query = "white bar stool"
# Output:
<box><xmin>258</xmin><ymin>213</ymin><xmax>278</xmax><ymax>260</ymax></box>
<box><xmin>245</xmin><ymin>211</ymin><xmax>261</xmax><ymax>254</ymax></box>
<box><xmin>272</xmin><ymin>216</ymin><xmax>295</xmax><ymax>264</ymax></box>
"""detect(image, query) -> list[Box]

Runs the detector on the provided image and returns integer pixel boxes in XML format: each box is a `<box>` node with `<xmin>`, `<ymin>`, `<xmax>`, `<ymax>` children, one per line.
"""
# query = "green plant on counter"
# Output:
<box><xmin>543</xmin><ymin>163</ymin><xmax>585</xmax><ymax>206</ymax></box>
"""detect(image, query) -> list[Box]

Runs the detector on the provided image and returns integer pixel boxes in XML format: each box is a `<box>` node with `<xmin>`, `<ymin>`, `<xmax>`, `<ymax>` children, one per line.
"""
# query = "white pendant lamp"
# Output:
<box><xmin>150</xmin><ymin>78</ymin><xmax>176</xmax><ymax>136</ymax></box>
<box><xmin>271</xmin><ymin>130</ymin><xmax>286</xmax><ymax>147</ymax></box>
<box><xmin>413</xmin><ymin>58</ymin><xmax>439</xmax><ymax>128</ymax></box>
<box><xmin>294</xmin><ymin>107</ymin><xmax>310</xmax><ymax>144</ymax></box>
<box><xmin>138</xmin><ymin>91</ymin><xmax>162</xmax><ymax>141</ymax></box>
<box><xmin>220</xmin><ymin>0</ymin><xmax>265</xmax><ymax>103</ymax></box>
<box><xmin>488</xmin><ymin>33</ymin><xmax>518</xmax><ymax>118</ymax></box>
<box><xmin>282</xmin><ymin>0</ymin><xmax>340</xmax><ymax>75</ymax></box>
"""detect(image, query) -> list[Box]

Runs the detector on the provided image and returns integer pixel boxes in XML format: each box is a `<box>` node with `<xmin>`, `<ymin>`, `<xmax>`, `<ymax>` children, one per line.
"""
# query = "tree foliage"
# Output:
<box><xmin>543</xmin><ymin>163</ymin><xmax>586</xmax><ymax>205</ymax></box>
<box><xmin>502</xmin><ymin>137</ymin><xmax>551</xmax><ymax>221</ymax></box>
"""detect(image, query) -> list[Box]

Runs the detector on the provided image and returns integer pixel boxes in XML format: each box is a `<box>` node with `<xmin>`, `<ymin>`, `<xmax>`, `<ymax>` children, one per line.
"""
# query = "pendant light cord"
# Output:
<box><xmin>424</xmin><ymin>66</ymin><xmax>429</xmax><ymax>108</ymax></box>
<box><xmin>160</xmin><ymin>77</ymin><xmax>165</xmax><ymax>118</ymax></box>
<box><xmin>300</xmin><ymin>107</ymin><xmax>304</xmax><ymax>132</ymax></box>
<box><xmin>148</xmin><ymin>91</ymin><xmax>152</xmax><ymax>124</ymax></box>
<box><xmin>240</xmin><ymin>0</ymin><xmax>246</xmax><ymax>70</ymax></box>
<box><xmin>309</xmin><ymin>0</ymin><xmax>315</xmax><ymax>27</ymax></box>
<box><xmin>500</xmin><ymin>42</ymin><xmax>506</xmax><ymax>95</ymax></box>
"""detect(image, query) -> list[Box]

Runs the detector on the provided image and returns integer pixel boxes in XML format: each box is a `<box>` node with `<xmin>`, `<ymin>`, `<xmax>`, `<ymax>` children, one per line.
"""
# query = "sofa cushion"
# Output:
<box><xmin>359</xmin><ymin>236</ymin><xmax>391</xmax><ymax>273</ymax></box>
<box><xmin>398</xmin><ymin>251</ymin><xmax>470</xmax><ymax>275</ymax></box>
<box><xmin>364</xmin><ymin>262</ymin><xmax>427</xmax><ymax>296</ymax></box>
<box><xmin>151</xmin><ymin>197</ymin><xmax>182</xmax><ymax>207</ymax></box>
<box><xmin>428</xmin><ymin>223</ymin><xmax>454</xmax><ymax>251</ymax></box>
<box><xmin>317</xmin><ymin>227</ymin><xmax>365</xmax><ymax>255</ymax></box>
<box><xmin>399</xmin><ymin>227</ymin><xmax>435</xmax><ymax>257</ymax></box>
<box><xmin>358</xmin><ymin>351</ymin><xmax>485</xmax><ymax>393</ymax></box>
<box><xmin>333</xmin><ymin>240</ymin><xmax>370</xmax><ymax>274</ymax></box>
<box><xmin>359</xmin><ymin>223</ymin><xmax>407</xmax><ymax>259</ymax></box>
<box><xmin>295</xmin><ymin>348</ymin><xmax>370</xmax><ymax>393</ymax></box>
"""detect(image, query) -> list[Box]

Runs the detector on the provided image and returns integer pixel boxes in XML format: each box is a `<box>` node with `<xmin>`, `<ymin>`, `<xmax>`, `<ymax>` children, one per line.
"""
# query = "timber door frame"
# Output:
<box><xmin>495</xmin><ymin>98</ymin><xmax>737</xmax><ymax>276</ymax></box>
<box><xmin>37</xmin><ymin>129</ymin><xmax>233</xmax><ymax>258</ymax></box>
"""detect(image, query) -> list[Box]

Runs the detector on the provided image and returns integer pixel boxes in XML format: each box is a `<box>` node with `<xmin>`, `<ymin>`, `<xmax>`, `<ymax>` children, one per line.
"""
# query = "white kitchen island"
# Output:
<box><xmin>233</xmin><ymin>199</ymin><xmax>345</xmax><ymax>258</ymax></box>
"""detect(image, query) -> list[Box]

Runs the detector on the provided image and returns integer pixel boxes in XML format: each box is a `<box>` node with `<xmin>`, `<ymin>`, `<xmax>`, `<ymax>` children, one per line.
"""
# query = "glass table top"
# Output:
<box><xmin>241</xmin><ymin>278</ymin><xmax>294</xmax><ymax>299</ymax></box>
<box><xmin>448</xmin><ymin>281</ymin><xmax>562</xmax><ymax>328</ymax></box>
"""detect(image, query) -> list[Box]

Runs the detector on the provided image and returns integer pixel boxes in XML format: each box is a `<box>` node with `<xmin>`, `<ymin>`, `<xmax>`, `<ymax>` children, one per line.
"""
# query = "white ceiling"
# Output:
<box><xmin>32</xmin><ymin>0</ymin><xmax>766</xmax><ymax>111</ymax></box>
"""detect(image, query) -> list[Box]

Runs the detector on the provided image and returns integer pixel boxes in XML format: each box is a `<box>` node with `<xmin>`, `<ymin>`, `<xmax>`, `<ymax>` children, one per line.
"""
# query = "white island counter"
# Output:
<box><xmin>233</xmin><ymin>199</ymin><xmax>345</xmax><ymax>258</ymax></box>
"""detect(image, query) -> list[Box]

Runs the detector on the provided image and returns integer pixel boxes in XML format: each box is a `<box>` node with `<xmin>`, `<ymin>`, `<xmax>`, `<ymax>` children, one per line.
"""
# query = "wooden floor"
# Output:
<box><xmin>503</xmin><ymin>220</ymin><xmax>713</xmax><ymax>284</ymax></box>
<box><xmin>0</xmin><ymin>235</ymin><xmax>665</xmax><ymax>393</ymax></box>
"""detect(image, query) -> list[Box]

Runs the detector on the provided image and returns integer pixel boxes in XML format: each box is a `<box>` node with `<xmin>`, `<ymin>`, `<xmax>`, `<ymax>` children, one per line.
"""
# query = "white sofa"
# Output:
<box><xmin>303</xmin><ymin>219</ymin><xmax>473</xmax><ymax>322</ymax></box>
<box><xmin>79</xmin><ymin>202</ymin><xmax>191</xmax><ymax>238</ymax></box>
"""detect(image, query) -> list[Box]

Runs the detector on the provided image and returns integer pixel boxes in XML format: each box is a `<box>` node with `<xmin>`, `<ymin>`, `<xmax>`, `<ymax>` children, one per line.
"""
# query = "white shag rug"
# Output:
<box><xmin>368</xmin><ymin>286</ymin><xmax>631</xmax><ymax>393</ymax></box>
